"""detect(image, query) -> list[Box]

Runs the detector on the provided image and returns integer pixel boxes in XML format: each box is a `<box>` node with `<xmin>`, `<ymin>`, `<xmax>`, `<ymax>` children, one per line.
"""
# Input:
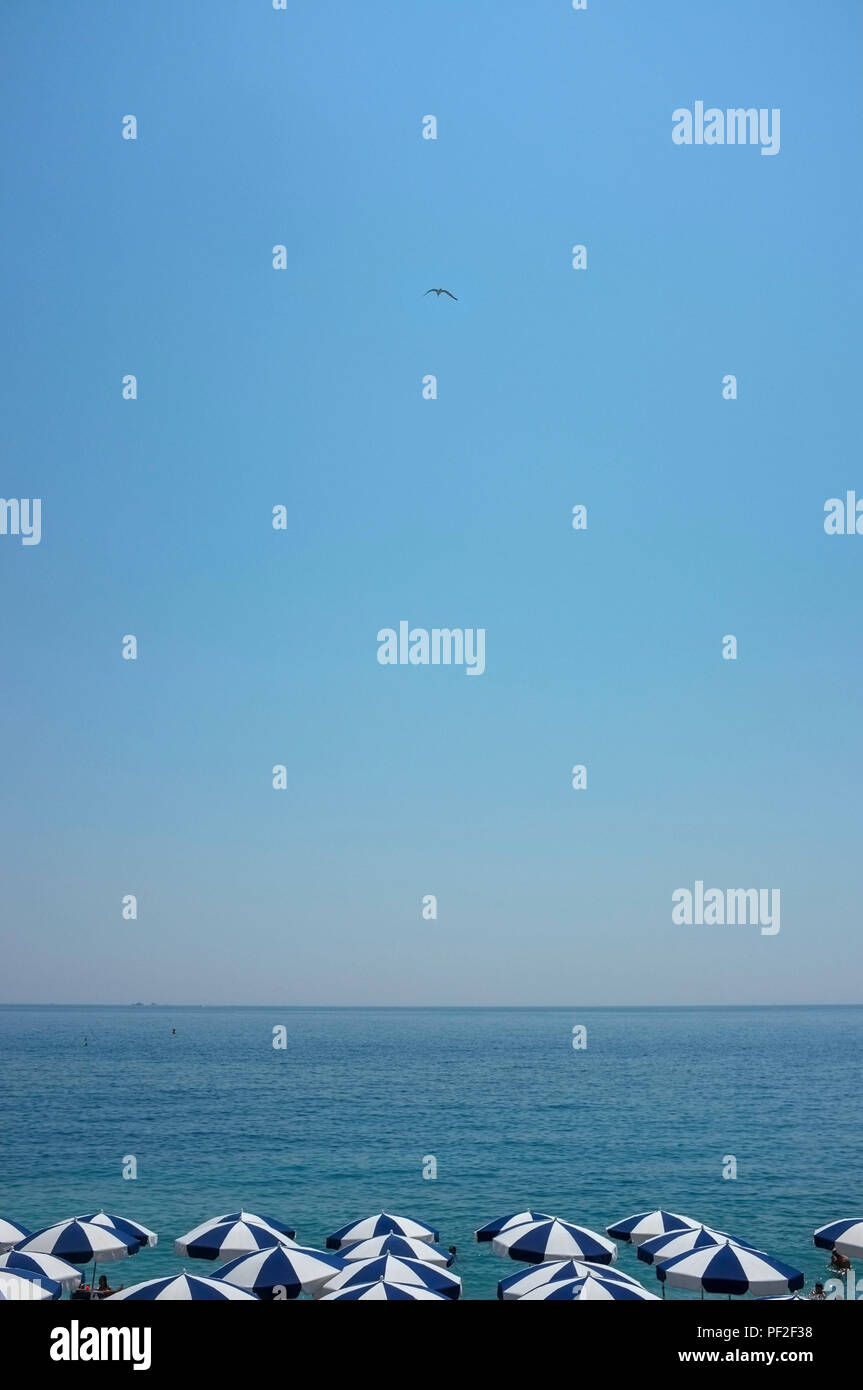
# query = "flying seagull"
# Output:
<box><xmin>424</xmin><ymin>288</ymin><xmax>457</xmax><ymax>300</ymax></box>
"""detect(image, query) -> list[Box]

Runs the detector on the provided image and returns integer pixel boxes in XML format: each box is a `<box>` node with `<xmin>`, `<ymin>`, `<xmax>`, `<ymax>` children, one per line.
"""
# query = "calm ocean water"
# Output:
<box><xmin>1</xmin><ymin>1005</ymin><xmax>859</xmax><ymax>1301</ymax></box>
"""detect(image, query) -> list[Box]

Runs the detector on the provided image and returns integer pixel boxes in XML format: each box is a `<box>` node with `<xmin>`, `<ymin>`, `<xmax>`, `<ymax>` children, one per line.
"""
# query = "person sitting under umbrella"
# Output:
<box><xmin>95</xmin><ymin>1274</ymin><xmax>123</xmax><ymax>1299</ymax></box>
<box><xmin>830</xmin><ymin>1249</ymin><xmax>851</xmax><ymax>1273</ymax></box>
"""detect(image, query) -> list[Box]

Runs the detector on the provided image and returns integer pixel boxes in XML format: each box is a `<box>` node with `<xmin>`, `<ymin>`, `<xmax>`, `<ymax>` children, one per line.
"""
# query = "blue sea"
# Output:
<box><xmin>1</xmin><ymin>1005</ymin><xmax>859</xmax><ymax>1300</ymax></box>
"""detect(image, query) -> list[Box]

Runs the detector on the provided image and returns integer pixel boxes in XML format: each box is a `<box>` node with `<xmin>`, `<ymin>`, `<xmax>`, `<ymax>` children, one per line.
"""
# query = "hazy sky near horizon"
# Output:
<box><xmin>1</xmin><ymin>1</ymin><xmax>861</xmax><ymax>1006</ymax></box>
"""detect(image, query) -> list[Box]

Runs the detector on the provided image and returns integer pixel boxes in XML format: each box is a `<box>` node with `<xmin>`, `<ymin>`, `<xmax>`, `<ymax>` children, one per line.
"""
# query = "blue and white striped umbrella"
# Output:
<box><xmin>759</xmin><ymin>1294</ymin><xmax>809</xmax><ymax>1301</ymax></box>
<box><xmin>109</xmin><ymin>1273</ymin><xmax>258</xmax><ymax>1300</ymax></box>
<box><xmin>0</xmin><ymin>1268</ymin><xmax>62</xmax><ymax>1301</ymax></box>
<box><xmin>0</xmin><ymin>1249</ymin><xmax>83</xmax><ymax>1291</ymax></box>
<box><xmin>492</xmin><ymin>1217</ymin><xmax>617</xmax><ymax>1265</ymax></box>
<box><xmin>0</xmin><ymin>1217</ymin><xmax>31</xmax><ymax>1252</ymax></box>
<box><xmin>638</xmin><ymin>1225</ymin><xmax>743</xmax><ymax>1265</ymax></box>
<box><xmin>498</xmin><ymin>1258</ymin><xmax>645</xmax><ymax>1300</ymax></box>
<box><xmin>215</xmin><ymin>1211</ymin><xmax>296</xmax><ymax>1241</ymax></box>
<box><xmin>15</xmin><ymin>1219</ymin><xmax>137</xmax><ymax>1264</ymax></box>
<box><xmin>340</xmin><ymin>1234</ymin><xmax>452</xmax><ymax>1266</ymax></box>
<box><xmin>326</xmin><ymin>1211</ymin><xmax>438</xmax><ymax>1249</ymax></box>
<box><xmin>607</xmin><ymin>1210</ymin><xmax>700</xmax><ymax>1246</ymax></box>
<box><xmin>814</xmin><ymin>1218</ymin><xmax>863</xmax><ymax>1259</ymax></box>
<box><xmin>174</xmin><ymin>1212</ymin><xmax>296</xmax><ymax>1261</ymax></box>
<box><xmin>657</xmin><ymin>1242</ymin><xmax>805</xmax><ymax>1296</ymax></box>
<box><xmin>475</xmin><ymin>1211</ymin><xmax>553</xmax><ymax>1243</ymax></box>
<box><xmin>78</xmin><ymin>1211</ymin><xmax>158</xmax><ymax>1248</ymax></box>
<box><xmin>318</xmin><ymin>1254</ymin><xmax>462</xmax><ymax>1300</ymax></box>
<box><xmin>319</xmin><ymin>1279</ymin><xmax>448</xmax><ymax>1301</ymax></box>
<box><xmin>520</xmin><ymin>1273</ymin><xmax>661</xmax><ymax>1301</ymax></box>
<box><xmin>215</xmin><ymin>1244</ymin><xmax>344</xmax><ymax>1299</ymax></box>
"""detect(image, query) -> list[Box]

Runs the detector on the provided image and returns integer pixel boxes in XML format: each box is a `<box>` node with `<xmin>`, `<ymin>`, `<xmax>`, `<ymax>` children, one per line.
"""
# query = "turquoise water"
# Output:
<box><xmin>1</xmin><ymin>1005</ymin><xmax>859</xmax><ymax>1300</ymax></box>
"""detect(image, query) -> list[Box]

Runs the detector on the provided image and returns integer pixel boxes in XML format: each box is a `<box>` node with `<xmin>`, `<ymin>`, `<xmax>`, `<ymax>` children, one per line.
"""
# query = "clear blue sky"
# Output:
<box><xmin>1</xmin><ymin>1</ymin><xmax>860</xmax><ymax>1004</ymax></box>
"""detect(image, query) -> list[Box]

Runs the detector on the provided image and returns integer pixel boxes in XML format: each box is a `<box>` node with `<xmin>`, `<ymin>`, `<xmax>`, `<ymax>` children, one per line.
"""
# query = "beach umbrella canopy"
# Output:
<box><xmin>215</xmin><ymin>1211</ymin><xmax>296</xmax><ymax>1241</ymax></box>
<box><xmin>499</xmin><ymin>1258</ymin><xmax>646</xmax><ymax>1300</ymax></box>
<box><xmin>77</xmin><ymin>1211</ymin><xmax>158</xmax><ymax>1248</ymax></box>
<box><xmin>326</xmin><ymin>1211</ymin><xmax>438</xmax><ymax>1249</ymax></box>
<box><xmin>0</xmin><ymin>1249</ymin><xmax>83</xmax><ymax>1291</ymax></box>
<box><xmin>607</xmin><ymin>1210</ymin><xmax>701</xmax><ymax>1245</ymax></box>
<box><xmin>319</xmin><ymin>1254</ymin><xmax>462</xmax><ymax>1300</ymax></box>
<box><xmin>475</xmin><ymin>1211</ymin><xmax>553</xmax><ymax>1243</ymax></box>
<box><xmin>520</xmin><ymin>1273</ymin><xmax>661</xmax><ymax>1301</ymax></box>
<box><xmin>0</xmin><ymin>1217</ymin><xmax>31</xmax><ymax>1252</ymax></box>
<box><xmin>15</xmin><ymin>1219</ymin><xmax>137</xmax><ymax>1264</ymax></box>
<box><xmin>340</xmin><ymin>1234</ymin><xmax>453</xmax><ymax>1266</ymax></box>
<box><xmin>174</xmin><ymin>1212</ymin><xmax>295</xmax><ymax>1261</ymax></box>
<box><xmin>215</xmin><ymin>1245</ymin><xmax>344</xmax><ymax>1299</ymax></box>
<box><xmin>638</xmin><ymin>1225</ymin><xmax>746</xmax><ymax>1266</ymax></box>
<box><xmin>657</xmin><ymin>1242</ymin><xmax>804</xmax><ymax>1297</ymax></box>
<box><xmin>109</xmin><ymin>1273</ymin><xmax>258</xmax><ymax>1300</ymax></box>
<box><xmin>814</xmin><ymin>1218</ymin><xmax>863</xmax><ymax>1259</ymax></box>
<box><xmin>759</xmin><ymin>1294</ymin><xmax>809</xmax><ymax>1301</ymax></box>
<box><xmin>492</xmin><ymin>1217</ymin><xmax>617</xmax><ymax>1266</ymax></box>
<box><xmin>319</xmin><ymin>1279</ymin><xmax>447</xmax><ymax>1301</ymax></box>
<box><xmin>0</xmin><ymin>1268</ymin><xmax>62</xmax><ymax>1301</ymax></box>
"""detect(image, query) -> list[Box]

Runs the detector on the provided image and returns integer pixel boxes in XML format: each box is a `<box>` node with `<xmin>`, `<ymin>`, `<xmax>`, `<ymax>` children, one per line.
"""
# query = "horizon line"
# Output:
<box><xmin>1</xmin><ymin>1001</ymin><xmax>861</xmax><ymax>1010</ymax></box>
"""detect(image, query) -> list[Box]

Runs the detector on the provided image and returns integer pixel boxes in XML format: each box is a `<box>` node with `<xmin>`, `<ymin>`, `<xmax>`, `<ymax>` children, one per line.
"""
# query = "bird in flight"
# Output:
<box><xmin>424</xmin><ymin>288</ymin><xmax>457</xmax><ymax>299</ymax></box>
